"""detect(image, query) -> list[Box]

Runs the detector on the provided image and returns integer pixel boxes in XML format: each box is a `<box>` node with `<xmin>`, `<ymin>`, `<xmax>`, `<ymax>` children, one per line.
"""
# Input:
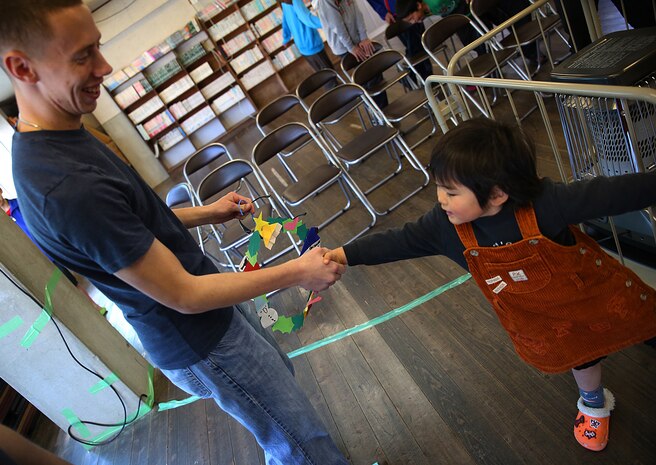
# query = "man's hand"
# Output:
<box><xmin>323</xmin><ymin>247</ymin><xmax>348</xmax><ymax>266</ymax></box>
<box><xmin>359</xmin><ymin>38</ymin><xmax>376</xmax><ymax>57</ymax></box>
<box><xmin>385</xmin><ymin>12</ymin><xmax>395</xmax><ymax>24</ymax></box>
<box><xmin>294</xmin><ymin>247</ymin><xmax>346</xmax><ymax>291</ymax></box>
<box><xmin>351</xmin><ymin>44</ymin><xmax>369</xmax><ymax>62</ymax></box>
<box><xmin>206</xmin><ymin>192</ymin><xmax>255</xmax><ymax>224</ymax></box>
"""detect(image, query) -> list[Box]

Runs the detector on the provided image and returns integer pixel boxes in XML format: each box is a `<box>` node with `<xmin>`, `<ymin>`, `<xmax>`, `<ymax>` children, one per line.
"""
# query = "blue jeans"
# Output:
<box><xmin>161</xmin><ymin>304</ymin><xmax>349</xmax><ymax>465</ymax></box>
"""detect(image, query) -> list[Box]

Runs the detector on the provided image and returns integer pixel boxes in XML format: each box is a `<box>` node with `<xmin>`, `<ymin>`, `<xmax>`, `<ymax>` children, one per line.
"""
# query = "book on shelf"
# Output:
<box><xmin>144</xmin><ymin>110</ymin><xmax>176</xmax><ymax>139</ymax></box>
<box><xmin>208</xmin><ymin>11</ymin><xmax>245</xmax><ymax>41</ymax></box>
<box><xmin>221</xmin><ymin>30</ymin><xmax>256</xmax><ymax>57</ymax></box>
<box><xmin>252</xmin><ymin>8</ymin><xmax>282</xmax><ymax>37</ymax></box>
<box><xmin>261</xmin><ymin>29</ymin><xmax>283</xmax><ymax>54</ymax></box>
<box><xmin>178</xmin><ymin>43</ymin><xmax>207</xmax><ymax>67</ymax></box>
<box><xmin>240</xmin><ymin>0</ymin><xmax>277</xmax><ymax>21</ymax></box>
<box><xmin>104</xmin><ymin>69</ymin><xmax>129</xmax><ymax>92</ymax></box>
<box><xmin>158</xmin><ymin>127</ymin><xmax>186</xmax><ymax>151</ymax></box>
<box><xmin>273</xmin><ymin>44</ymin><xmax>301</xmax><ymax>70</ymax></box>
<box><xmin>189</xmin><ymin>62</ymin><xmax>215</xmax><ymax>83</ymax></box>
<box><xmin>169</xmin><ymin>91</ymin><xmax>205</xmax><ymax>119</ymax></box>
<box><xmin>146</xmin><ymin>60</ymin><xmax>183</xmax><ymax>88</ymax></box>
<box><xmin>180</xmin><ymin>106</ymin><xmax>216</xmax><ymax>134</ymax></box>
<box><xmin>128</xmin><ymin>96</ymin><xmax>165</xmax><ymax>124</ymax></box>
<box><xmin>159</xmin><ymin>75</ymin><xmax>195</xmax><ymax>104</ymax></box>
<box><xmin>201</xmin><ymin>73</ymin><xmax>236</xmax><ymax>99</ymax></box>
<box><xmin>211</xmin><ymin>86</ymin><xmax>246</xmax><ymax>113</ymax></box>
<box><xmin>230</xmin><ymin>47</ymin><xmax>264</xmax><ymax>75</ymax></box>
<box><xmin>114</xmin><ymin>78</ymin><xmax>153</xmax><ymax>109</ymax></box>
<box><xmin>196</xmin><ymin>1</ymin><xmax>229</xmax><ymax>22</ymax></box>
<box><xmin>241</xmin><ymin>61</ymin><xmax>275</xmax><ymax>89</ymax></box>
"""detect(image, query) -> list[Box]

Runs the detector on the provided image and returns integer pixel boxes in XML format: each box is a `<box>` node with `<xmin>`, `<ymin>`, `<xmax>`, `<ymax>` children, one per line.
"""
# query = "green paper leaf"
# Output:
<box><xmin>272</xmin><ymin>315</ymin><xmax>294</xmax><ymax>334</ymax></box>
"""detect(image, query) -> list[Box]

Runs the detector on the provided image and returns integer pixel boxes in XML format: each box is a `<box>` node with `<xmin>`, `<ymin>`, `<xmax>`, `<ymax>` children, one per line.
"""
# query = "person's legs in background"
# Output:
<box><xmin>398</xmin><ymin>22</ymin><xmax>433</xmax><ymax>86</ymax></box>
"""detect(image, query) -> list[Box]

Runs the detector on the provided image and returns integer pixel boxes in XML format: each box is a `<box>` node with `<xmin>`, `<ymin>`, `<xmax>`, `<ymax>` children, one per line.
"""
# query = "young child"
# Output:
<box><xmin>324</xmin><ymin>117</ymin><xmax>656</xmax><ymax>452</ymax></box>
<box><xmin>281</xmin><ymin>0</ymin><xmax>334</xmax><ymax>72</ymax></box>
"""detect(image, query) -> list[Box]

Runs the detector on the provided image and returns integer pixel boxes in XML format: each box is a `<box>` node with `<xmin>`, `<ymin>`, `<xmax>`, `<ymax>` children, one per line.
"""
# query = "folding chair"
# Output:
<box><xmin>422</xmin><ymin>14</ymin><xmax>519</xmax><ymax>117</ymax></box>
<box><xmin>469</xmin><ymin>0</ymin><xmax>568</xmax><ymax>75</ymax></box>
<box><xmin>256</xmin><ymin>94</ymin><xmax>313</xmax><ymax>182</ymax></box>
<box><xmin>196</xmin><ymin>159</ymin><xmax>300</xmax><ymax>271</ymax></box>
<box><xmin>383</xmin><ymin>20</ymin><xmax>434</xmax><ymax>86</ymax></box>
<box><xmin>339</xmin><ymin>41</ymin><xmax>385</xmax><ymax>81</ymax></box>
<box><xmin>183</xmin><ymin>142</ymin><xmax>233</xmax><ymax>201</ymax></box>
<box><xmin>308</xmin><ymin>83</ymin><xmax>429</xmax><ymax>216</ymax></box>
<box><xmin>252</xmin><ymin>122</ymin><xmax>377</xmax><ymax>243</ymax></box>
<box><xmin>165</xmin><ymin>182</ymin><xmax>228</xmax><ymax>268</ymax></box>
<box><xmin>352</xmin><ymin>49</ymin><xmax>438</xmax><ymax>148</ymax></box>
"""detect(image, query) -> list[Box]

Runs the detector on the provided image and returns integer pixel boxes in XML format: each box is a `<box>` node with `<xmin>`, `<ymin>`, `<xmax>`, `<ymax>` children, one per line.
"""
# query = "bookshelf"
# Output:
<box><xmin>0</xmin><ymin>379</ymin><xmax>38</xmax><ymax>436</ymax></box>
<box><xmin>194</xmin><ymin>0</ymin><xmax>311</xmax><ymax>108</ymax></box>
<box><xmin>103</xmin><ymin>20</ymin><xmax>257</xmax><ymax>172</ymax></box>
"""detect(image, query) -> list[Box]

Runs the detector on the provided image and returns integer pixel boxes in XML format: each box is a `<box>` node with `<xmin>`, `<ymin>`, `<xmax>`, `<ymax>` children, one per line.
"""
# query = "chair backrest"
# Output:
<box><xmin>165</xmin><ymin>182</ymin><xmax>196</xmax><ymax>208</ymax></box>
<box><xmin>252</xmin><ymin>123</ymin><xmax>311</xmax><ymax>166</ymax></box>
<box><xmin>340</xmin><ymin>41</ymin><xmax>384</xmax><ymax>79</ymax></box>
<box><xmin>197</xmin><ymin>160</ymin><xmax>254</xmax><ymax>204</ymax></box>
<box><xmin>308</xmin><ymin>83</ymin><xmax>366</xmax><ymax>125</ymax></box>
<box><xmin>469</xmin><ymin>0</ymin><xmax>500</xmax><ymax>19</ymax></box>
<box><xmin>384</xmin><ymin>20</ymin><xmax>414</xmax><ymax>41</ymax></box>
<box><xmin>352</xmin><ymin>49</ymin><xmax>404</xmax><ymax>86</ymax></box>
<box><xmin>255</xmin><ymin>94</ymin><xmax>306</xmax><ymax>134</ymax></box>
<box><xmin>422</xmin><ymin>14</ymin><xmax>471</xmax><ymax>55</ymax></box>
<box><xmin>183</xmin><ymin>143</ymin><xmax>232</xmax><ymax>185</ymax></box>
<box><xmin>296</xmin><ymin>69</ymin><xmax>344</xmax><ymax>108</ymax></box>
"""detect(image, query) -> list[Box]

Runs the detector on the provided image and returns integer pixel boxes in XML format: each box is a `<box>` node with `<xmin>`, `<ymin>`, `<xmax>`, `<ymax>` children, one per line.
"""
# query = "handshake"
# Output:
<box><xmin>292</xmin><ymin>247</ymin><xmax>349</xmax><ymax>292</ymax></box>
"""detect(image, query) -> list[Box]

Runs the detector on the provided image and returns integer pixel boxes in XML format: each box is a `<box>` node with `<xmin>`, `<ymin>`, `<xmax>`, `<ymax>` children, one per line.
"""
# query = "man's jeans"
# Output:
<box><xmin>161</xmin><ymin>304</ymin><xmax>349</xmax><ymax>465</ymax></box>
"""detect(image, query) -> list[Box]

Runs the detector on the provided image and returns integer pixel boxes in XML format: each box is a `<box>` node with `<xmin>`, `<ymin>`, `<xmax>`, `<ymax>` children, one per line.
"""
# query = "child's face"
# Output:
<box><xmin>404</xmin><ymin>2</ymin><xmax>426</xmax><ymax>23</ymax></box>
<box><xmin>436</xmin><ymin>182</ymin><xmax>502</xmax><ymax>225</ymax></box>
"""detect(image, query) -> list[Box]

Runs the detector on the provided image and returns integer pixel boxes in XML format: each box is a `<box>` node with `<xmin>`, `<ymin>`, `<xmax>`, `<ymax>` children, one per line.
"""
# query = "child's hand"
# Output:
<box><xmin>350</xmin><ymin>44</ymin><xmax>368</xmax><ymax>62</ymax></box>
<box><xmin>323</xmin><ymin>247</ymin><xmax>348</xmax><ymax>266</ymax></box>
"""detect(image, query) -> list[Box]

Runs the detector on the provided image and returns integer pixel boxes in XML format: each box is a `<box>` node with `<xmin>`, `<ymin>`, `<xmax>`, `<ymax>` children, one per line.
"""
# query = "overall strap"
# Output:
<box><xmin>514</xmin><ymin>206</ymin><xmax>541</xmax><ymax>238</ymax></box>
<box><xmin>454</xmin><ymin>222</ymin><xmax>478</xmax><ymax>248</ymax></box>
<box><xmin>384</xmin><ymin>0</ymin><xmax>392</xmax><ymax>13</ymax></box>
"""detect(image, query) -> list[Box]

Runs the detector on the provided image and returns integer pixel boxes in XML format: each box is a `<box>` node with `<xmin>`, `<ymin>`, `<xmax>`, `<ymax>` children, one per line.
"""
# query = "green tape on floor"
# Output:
<box><xmin>0</xmin><ymin>316</ymin><xmax>23</xmax><ymax>340</ymax></box>
<box><xmin>156</xmin><ymin>275</ymin><xmax>471</xmax><ymax>411</ymax></box>
<box><xmin>21</xmin><ymin>268</ymin><xmax>62</xmax><ymax>348</ymax></box>
<box><xmin>287</xmin><ymin>273</ymin><xmax>471</xmax><ymax>359</ymax></box>
<box><xmin>89</xmin><ymin>373</ymin><xmax>120</xmax><ymax>394</ymax></box>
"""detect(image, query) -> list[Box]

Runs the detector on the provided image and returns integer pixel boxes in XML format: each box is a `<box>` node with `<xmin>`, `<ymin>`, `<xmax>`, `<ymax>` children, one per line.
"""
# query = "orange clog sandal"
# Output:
<box><xmin>573</xmin><ymin>388</ymin><xmax>615</xmax><ymax>451</ymax></box>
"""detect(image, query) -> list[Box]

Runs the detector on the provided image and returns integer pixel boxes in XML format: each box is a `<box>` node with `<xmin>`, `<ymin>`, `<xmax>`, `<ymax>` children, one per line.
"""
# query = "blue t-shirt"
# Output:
<box><xmin>12</xmin><ymin>128</ymin><xmax>233</xmax><ymax>369</ymax></box>
<box><xmin>281</xmin><ymin>0</ymin><xmax>325</xmax><ymax>56</ymax></box>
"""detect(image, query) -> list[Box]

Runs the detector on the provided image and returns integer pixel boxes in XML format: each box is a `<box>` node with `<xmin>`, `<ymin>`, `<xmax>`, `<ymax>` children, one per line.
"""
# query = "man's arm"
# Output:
<box><xmin>0</xmin><ymin>425</ymin><xmax>72</xmax><ymax>465</ymax></box>
<box><xmin>171</xmin><ymin>192</ymin><xmax>254</xmax><ymax>228</ymax></box>
<box><xmin>115</xmin><ymin>240</ymin><xmax>345</xmax><ymax>314</ymax></box>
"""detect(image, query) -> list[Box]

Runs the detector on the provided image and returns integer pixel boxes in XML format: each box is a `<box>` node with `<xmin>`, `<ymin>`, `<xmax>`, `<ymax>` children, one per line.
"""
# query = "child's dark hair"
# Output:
<box><xmin>428</xmin><ymin>117</ymin><xmax>542</xmax><ymax>208</ymax></box>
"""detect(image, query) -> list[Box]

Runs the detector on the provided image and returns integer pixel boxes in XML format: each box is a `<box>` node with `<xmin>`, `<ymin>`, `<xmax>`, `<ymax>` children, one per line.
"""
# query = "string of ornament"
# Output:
<box><xmin>238</xmin><ymin>209</ymin><xmax>323</xmax><ymax>333</ymax></box>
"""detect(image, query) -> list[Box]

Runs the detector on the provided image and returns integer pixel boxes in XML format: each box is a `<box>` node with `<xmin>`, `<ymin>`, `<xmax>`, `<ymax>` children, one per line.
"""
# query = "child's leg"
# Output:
<box><xmin>571</xmin><ymin>360</ymin><xmax>615</xmax><ymax>452</ymax></box>
<box><xmin>572</xmin><ymin>362</ymin><xmax>603</xmax><ymax>408</ymax></box>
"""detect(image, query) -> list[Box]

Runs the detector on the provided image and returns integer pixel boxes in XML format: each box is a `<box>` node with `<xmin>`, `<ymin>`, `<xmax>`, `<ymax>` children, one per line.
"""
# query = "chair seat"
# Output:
<box><xmin>384</xmin><ymin>89</ymin><xmax>428</xmax><ymax>122</ymax></box>
<box><xmin>500</xmin><ymin>15</ymin><xmax>561</xmax><ymax>48</ymax></box>
<box><xmin>367</xmin><ymin>69</ymin><xmax>409</xmax><ymax>95</ymax></box>
<box><xmin>280</xmin><ymin>132</ymin><xmax>312</xmax><ymax>157</ymax></box>
<box><xmin>456</xmin><ymin>48</ymin><xmax>516</xmax><ymax>77</ymax></box>
<box><xmin>407</xmin><ymin>50</ymin><xmax>431</xmax><ymax>68</ymax></box>
<box><xmin>336</xmin><ymin>125</ymin><xmax>398</xmax><ymax>163</ymax></box>
<box><xmin>283</xmin><ymin>165</ymin><xmax>341</xmax><ymax>204</ymax></box>
<box><xmin>323</xmin><ymin>98</ymin><xmax>361</xmax><ymax>125</ymax></box>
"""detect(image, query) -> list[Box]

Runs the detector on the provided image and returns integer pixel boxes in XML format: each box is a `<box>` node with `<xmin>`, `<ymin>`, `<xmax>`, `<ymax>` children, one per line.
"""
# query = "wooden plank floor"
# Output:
<box><xmin>28</xmin><ymin>7</ymin><xmax>656</xmax><ymax>464</ymax></box>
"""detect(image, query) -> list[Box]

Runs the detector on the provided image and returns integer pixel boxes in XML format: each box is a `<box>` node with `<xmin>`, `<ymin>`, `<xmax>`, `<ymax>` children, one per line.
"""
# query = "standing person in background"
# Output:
<box><xmin>366</xmin><ymin>0</ymin><xmax>432</xmax><ymax>84</ymax></box>
<box><xmin>282</xmin><ymin>0</ymin><xmax>335</xmax><ymax>72</ymax></box>
<box><xmin>315</xmin><ymin>0</ymin><xmax>389</xmax><ymax>108</ymax></box>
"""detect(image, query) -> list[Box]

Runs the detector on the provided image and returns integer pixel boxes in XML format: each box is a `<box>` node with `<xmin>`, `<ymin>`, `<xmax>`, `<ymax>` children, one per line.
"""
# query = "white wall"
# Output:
<box><xmin>0</xmin><ymin>114</ymin><xmax>16</xmax><ymax>198</ymax></box>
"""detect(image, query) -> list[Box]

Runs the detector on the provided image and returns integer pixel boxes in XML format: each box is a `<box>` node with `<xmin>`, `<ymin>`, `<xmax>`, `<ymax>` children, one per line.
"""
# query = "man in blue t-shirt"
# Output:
<box><xmin>1</xmin><ymin>2</ymin><xmax>349</xmax><ymax>464</ymax></box>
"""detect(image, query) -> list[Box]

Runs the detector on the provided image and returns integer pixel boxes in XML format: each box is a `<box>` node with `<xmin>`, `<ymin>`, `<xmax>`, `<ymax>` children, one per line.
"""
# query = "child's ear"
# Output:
<box><xmin>488</xmin><ymin>186</ymin><xmax>509</xmax><ymax>207</ymax></box>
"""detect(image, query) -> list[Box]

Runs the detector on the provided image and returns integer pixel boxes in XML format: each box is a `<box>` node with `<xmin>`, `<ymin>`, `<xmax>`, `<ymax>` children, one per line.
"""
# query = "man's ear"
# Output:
<box><xmin>488</xmin><ymin>186</ymin><xmax>509</xmax><ymax>207</ymax></box>
<box><xmin>3</xmin><ymin>52</ymin><xmax>39</xmax><ymax>84</ymax></box>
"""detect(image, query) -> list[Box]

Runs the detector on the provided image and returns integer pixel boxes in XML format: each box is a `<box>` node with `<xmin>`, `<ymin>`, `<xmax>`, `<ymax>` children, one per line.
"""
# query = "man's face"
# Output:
<box><xmin>31</xmin><ymin>5</ymin><xmax>112</xmax><ymax>121</ymax></box>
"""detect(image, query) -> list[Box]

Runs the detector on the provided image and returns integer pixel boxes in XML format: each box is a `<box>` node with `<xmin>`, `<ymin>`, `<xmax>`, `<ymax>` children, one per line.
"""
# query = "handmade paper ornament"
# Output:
<box><xmin>258</xmin><ymin>306</ymin><xmax>279</xmax><ymax>328</ymax></box>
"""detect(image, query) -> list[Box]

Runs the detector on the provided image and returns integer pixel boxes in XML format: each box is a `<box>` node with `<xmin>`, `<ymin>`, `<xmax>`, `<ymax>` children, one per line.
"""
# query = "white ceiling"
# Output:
<box><xmin>83</xmin><ymin>0</ymin><xmax>114</xmax><ymax>11</ymax></box>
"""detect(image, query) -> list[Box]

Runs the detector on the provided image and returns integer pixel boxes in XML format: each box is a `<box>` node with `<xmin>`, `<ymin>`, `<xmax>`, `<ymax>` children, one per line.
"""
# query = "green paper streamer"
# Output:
<box><xmin>287</xmin><ymin>274</ymin><xmax>472</xmax><ymax>359</ymax></box>
<box><xmin>247</xmin><ymin>233</ymin><xmax>261</xmax><ymax>257</ymax></box>
<box><xmin>0</xmin><ymin>316</ymin><xmax>23</xmax><ymax>340</ymax></box>
<box><xmin>89</xmin><ymin>373</ymin><xmax>120</xmax><ymax>394</ymax></box>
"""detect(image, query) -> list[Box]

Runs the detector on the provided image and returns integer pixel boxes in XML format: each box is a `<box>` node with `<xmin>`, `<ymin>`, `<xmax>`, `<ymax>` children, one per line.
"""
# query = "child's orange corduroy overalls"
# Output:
<box><xmin>454</xmin><ymin>206</ymin><xmax>656</xmax><ymax>373</ymax></box>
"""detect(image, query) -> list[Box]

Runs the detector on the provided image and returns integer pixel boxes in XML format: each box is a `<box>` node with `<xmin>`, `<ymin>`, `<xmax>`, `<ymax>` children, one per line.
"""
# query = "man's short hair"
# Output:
<box><xmin>0</xmin><ymin>0</ymin><xmax>83</xmax><ymax>59</ymax></box>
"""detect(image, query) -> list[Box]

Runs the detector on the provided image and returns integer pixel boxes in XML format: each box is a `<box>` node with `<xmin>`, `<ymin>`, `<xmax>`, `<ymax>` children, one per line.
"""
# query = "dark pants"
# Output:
<box><xmin>304</xmin><ymin>48</ymin><xmax>334</xmax><ymax>72</ymax></box>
